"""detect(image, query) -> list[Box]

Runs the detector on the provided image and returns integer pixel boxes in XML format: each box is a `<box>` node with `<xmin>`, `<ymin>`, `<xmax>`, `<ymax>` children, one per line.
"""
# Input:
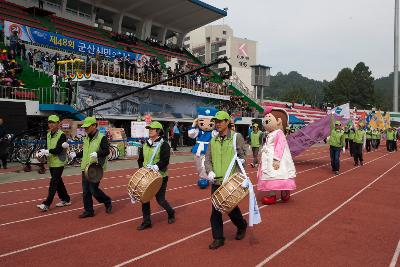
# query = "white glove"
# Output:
<box><xmin>39</xmin><ymin>149</ymin><xmax>49</xmax><ymax>157</ymax></box>
<box><xmin>69</xmin><ymin>151</ymin><xmax>76</xmax><ymax>159</ymax></box>
<box><xmin>61</xmin><ymin>142</ymin><xmax>69</xmax><ymax>149</ymax></box>
<box><xmin>342</xmin><ymin>147</ymin><xmax>345</xmax><ymax>153</ymax></box>
<box><xmin>207</xmin><ymin>171</ymin><xmax>216</xmax><ymax>183</ymax></box>
<box><xmin>241</xmin><ymin>179</ymin><xmax>249</xmax><ymax>189</ymax></box>
<box><xmin>150</xmin><ymin>164</ymin><xmax>159</xmax><ymax>172</ymax></box>
<box><xmin>89</xmin><ymin>152</ymin><xmax>97</xmax><ymax>159</ymax></box>
<box><xmin>238</xmin><ymin>158</ymin><xmax>245</xmax><ymax>165</ymax></box>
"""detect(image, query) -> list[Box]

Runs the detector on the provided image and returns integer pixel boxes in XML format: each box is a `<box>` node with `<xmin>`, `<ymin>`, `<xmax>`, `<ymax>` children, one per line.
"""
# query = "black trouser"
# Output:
<box><xmin>387</xmin><ymin>140</ymin><xmax>392</xmax><ymax>152</ymax></box>
<box><xmin>252</xmin><ymin>147</ymin><xmax>259</xmax><ymax>165</ymax></box>
<box><xmin>376</xmin><ymin>139</ymin><xmax>380</xmax><ymax>148</ymax></box>
<box><xmin>141</xmin><ymin>176</ymin><xmax>174</xmax><ymax>224</ymax></box>
<box><xmin>172</xmin><ymin>134</ymin><xmax>180</xmax><ymax>150</ymax></box>
<box><xmin>43</xmin><ymin>167</ymin><xmax>70</xmax><ymax>206</ymax></box>
<box><xmin>210</xmin><ymin>184</ymin><xmax>247</xmax><ymax>240</ymax></box>
<box><xmin>345</xmin><ymin>138</ymin><xmax>349</xmax><ymax>150</ymax></box>
<box><xmin>330</xmin><ymin>146</ymin><xmax>341</xmax><ymax>171</ymax></box>
<box><xmin>82</xmin><ymin>172</ymin><xmax>111</xmax><ymax>214</ymax></box>
<box><xmin>366</xmin><ymin>139</ymin><xmax>372</xmax><ymax>152</ymax></box>
<box><xmin>0</xmin><ymin>154</ymin><xmax>7</xmax><ymax>168</ymax></box>
<box><xmin>353</xmin><ymin>143</ymin><xmax>363</xmax><ymax>164</ymax></box>
<box><xmin>349</xmin><ymin>140</ymin><xmax>354</xmax><ymax>156</ymax></box>
<box><xmin>394</xmin><ymin>140</ymin><xmax>398</xmax><ymax>151</ymax></box>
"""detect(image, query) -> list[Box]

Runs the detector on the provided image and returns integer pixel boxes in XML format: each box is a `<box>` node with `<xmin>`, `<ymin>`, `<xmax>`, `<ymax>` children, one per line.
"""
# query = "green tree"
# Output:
<box><xmin>324</xmin><ymin>68</ymin><xmax>355</xmax><ymax>105</ymax></box>
<box><xmin>352</xmin><ymin>62</ymin><xmax>375</xmax><ymax>108</ymax></box>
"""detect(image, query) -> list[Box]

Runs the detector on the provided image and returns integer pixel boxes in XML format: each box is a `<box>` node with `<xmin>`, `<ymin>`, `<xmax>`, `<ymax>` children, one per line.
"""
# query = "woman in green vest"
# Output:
<box><xmin>36</xmin><ymin>115</ymin><xmax>71</xmax><ymax>212</ymax></box>
<box><xmin>328</xmin><ymin>118</ymin><xmax>345</xmax><ymax>175</ymax></box>
<box><xmin>365</xmin><ymin>127</ymin><xmax>372</xmax><ymax>152</ymax></box>
<box><xmin>249</xmin><ymin>123</ymin><xmax>263</xmax><ymax>168</ymax></box>
<box><xmin>204</xmin><ymin>111</ymin><xmax>248</xmax><ymax>250</ymax></box>
<box><xmin>136</xmin><ymin>121</ymin><xmax>175</xmax><ymax>230</ymax></box>
<box><xmin>71</xmin><ymin>116</ymin><xmax>112</xmax><ymax>218</ymax></box>
<box><xmin>353</xmin><ymin>122</ymin><xmax>366</xmax><ymax>166</ymax></box>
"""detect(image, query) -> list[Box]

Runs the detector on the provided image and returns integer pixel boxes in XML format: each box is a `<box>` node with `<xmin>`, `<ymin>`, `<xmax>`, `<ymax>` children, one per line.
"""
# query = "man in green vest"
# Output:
<box><xmin>71</xmin><ymin>116</ymin><xmax>112</xmax><ymax>218</ymax></box>
<box><xmin>353</xmin><ymin>122</ymin><xmax>366</xmax><ymax>166</ymax></box>
<box><xmin>371</xmin><ymin>128</ymin><xmax>380</xmax><ymax>150</ymax></box>
<box><xmin>204</xmin><ymin>111</ymin><xmax>248</xmax><ymax>250</ymax></box>
<box><xmin>328</xmin><ymin>119</ymin><xmax>345</xmax><ymax>175</ymax></box>
<box><xmin>249</xmin><ymin>123</ymin><xmax>263</xmax><ymax>168</ymax></box>
<box><xmin>344</xmin><ymin>126</ymin><xmax>350</xmax><ymax>151</ymax></box>
<box><xmin>386</xmin><ymin>127</ymin><xmax>394</xmax><ymax>152</ymax></box>
<box><xmin>348</xmin><ymin>127</ymin><xmax>355</xmax><ymax>157</ymax></box>
<box><xmin>365</xmin><ymin>126</ymin><xmax>372</xmax><ymax>152</ymax></box>
<box><xmin>394</xmin><ymin>127</ymin><xmax>398</xmax><ymax>151</ymax></box>
<box><xmin>136</xmin><ymin>121</ymin><xmax>175</xmax><ymax>230</ymax></box>
<box><xmin>37</xmin><ymin>115</ymin><xmax>71</xmax><ymax>211</ymax></box>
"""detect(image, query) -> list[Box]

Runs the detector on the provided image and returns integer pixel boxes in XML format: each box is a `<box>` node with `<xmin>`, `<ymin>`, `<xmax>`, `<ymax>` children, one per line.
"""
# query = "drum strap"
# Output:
<box><xmin>221</xmin><ymin>133</ymin><xmax>261</xmax><ymax>227</ymax></box>
<box><xmin>149</xmin><ymin>140</ymin><xmax>163</xmax><ymax>165</ymax></box>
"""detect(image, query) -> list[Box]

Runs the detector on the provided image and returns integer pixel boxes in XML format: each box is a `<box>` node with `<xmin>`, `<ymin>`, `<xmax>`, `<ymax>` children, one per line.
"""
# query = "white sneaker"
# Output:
<box><xmin>55</xmin><ymin>201</ymin><xmax>72</xmax><ymax>207</ymax></box>
<box><xmin>36</xmin><ymin>204</ymin><xmax>49</xmax><ymax>211</ymax></box>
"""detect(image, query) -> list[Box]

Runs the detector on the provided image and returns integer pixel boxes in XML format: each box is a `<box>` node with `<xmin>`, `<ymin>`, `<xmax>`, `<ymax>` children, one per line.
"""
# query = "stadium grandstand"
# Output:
<box><xmin>0</xmin><ymin>0</ymin><xmax>264</xmax><ymax>137</ymax></box>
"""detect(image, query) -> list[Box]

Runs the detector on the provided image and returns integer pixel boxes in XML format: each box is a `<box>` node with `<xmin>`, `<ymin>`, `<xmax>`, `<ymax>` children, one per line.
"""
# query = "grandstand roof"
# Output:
<box><xmin>82</xmin><ymin>0</ymin><xmax>227</xmax><ymax>33</ymax></box>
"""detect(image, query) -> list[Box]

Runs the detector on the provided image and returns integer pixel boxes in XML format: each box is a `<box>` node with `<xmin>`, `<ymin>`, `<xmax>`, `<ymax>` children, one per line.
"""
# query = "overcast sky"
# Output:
<box><xmin>204</xmin><ymin>0</ymin><xmax>393</xmax><ymax>81</ymax></box>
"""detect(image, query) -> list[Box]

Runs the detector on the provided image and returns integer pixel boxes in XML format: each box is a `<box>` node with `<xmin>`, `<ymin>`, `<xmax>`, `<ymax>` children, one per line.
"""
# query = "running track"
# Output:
<box><xmin>0</xmin><ymin>145</ymin><xmax>399</xmax><ymax>266</ymax></box>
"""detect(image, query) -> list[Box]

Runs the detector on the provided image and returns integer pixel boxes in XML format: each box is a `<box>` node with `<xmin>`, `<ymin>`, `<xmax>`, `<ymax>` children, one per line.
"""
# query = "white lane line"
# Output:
<box><xmin>0</xmin><ymin>152</ymin><xmax>386</xmax><ymax>259</ymax></box>
<box><xmin>389</xmin><ymin>239</ymin><xmax>400</xmax><ymax>267</ymax></box>
<box><xmin>112</xmin><ymin>153</ymin><xmax>389</xmax><ymax>266</ymax></box>
<box><xmin>0</xmin><ymin>183</ymin><xmax>198</xmax><ymax>227</ymax></box>
<box><xmin>0</xmin><ymin>197</ymin><xmax>211</xmax><ymax>259</ymax></box>
<box><xmin>255</xmin><ymin>161</ymin><xmax>400</xmax><ymax>267</ymax></box>
<box><xmin>0</xmin><ymin>162</ymin><xmax>196</xmax><ymax>185</ymax></box>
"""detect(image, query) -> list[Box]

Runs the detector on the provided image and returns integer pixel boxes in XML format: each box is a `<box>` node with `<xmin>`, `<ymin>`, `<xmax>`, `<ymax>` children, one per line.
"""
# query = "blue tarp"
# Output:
<box><xmin>289</xmin><ymin>114</ymin><xmax>305</xmax><ymax>125</ymax></box>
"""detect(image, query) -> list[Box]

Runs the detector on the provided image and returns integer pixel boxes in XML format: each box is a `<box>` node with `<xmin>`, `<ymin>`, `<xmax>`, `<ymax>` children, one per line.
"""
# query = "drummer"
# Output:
<box><xmin>136</xmin><ymin>121</ymin><xmax>175</xmax><ymax>230</ymax></box>
<box><xmin>70</xmin><ymin>116</ymin><xmax>112</xmax><ymax>218</ymax></box>
<box><xmin>204</xmin><ymin>111</ymin><xmax>248</xmax><ymax>249</ymax></box>
<box><xmin>36</xmin><ymin>115</ymin><xmax>71</xmax><ymax>211</ymax></box>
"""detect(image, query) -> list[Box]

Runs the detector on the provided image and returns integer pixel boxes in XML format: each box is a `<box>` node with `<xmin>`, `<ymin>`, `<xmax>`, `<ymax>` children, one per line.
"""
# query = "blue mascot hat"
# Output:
<box><xmin>197</xmin><ymin>107</ymin><xmax>218</xmax><ymax>119</ymax></box>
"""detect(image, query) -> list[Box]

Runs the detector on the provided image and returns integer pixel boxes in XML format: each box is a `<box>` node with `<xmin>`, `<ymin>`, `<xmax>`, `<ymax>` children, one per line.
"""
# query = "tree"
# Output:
<box><xmin>324</xmin><ymin>68</ymin><xmax>355</xmax><ymax>105</ymax></box>
<box><xmin>352</xmin><ymin>62</ymin><xmax>375</xmax><ymax>108</ymax></box>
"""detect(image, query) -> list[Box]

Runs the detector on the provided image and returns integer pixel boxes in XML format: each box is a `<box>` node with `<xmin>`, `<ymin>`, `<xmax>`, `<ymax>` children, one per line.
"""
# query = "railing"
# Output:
<box><xmin>0</xmin><ymin>85</ymin><xmax>70</xmax><ymax>104</ymax></box>
<box><xmin>229</xmin><ymin>73</ymin><xmax>257</xmax><ymax>101</ymax></box>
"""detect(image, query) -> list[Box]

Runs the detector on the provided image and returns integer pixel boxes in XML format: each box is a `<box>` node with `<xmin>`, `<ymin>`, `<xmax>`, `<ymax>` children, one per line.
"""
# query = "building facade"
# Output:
<box><xmin>184</xmin><ymin>25</ymin><xmax>257</xmax><ymax>93</ymax></box>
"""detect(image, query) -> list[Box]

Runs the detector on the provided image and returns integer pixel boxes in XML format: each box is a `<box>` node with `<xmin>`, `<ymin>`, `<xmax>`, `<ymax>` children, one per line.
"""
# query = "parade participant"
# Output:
<box><xmin>393</xmin><ymin>127</ymin><xmax>398</xmax><ymax>152</ymax></box>
<box><xmin>188</xmin><ymin>107</ymin><xmax>218</xmax><ymax>187</ymax></box>
<box><xmin>204</xmin><ymin>111</ymin><xmax>248</xmax><ymax>250</ymax></box>
<box><xmin>257</xmin><ymin>107</ymin><xmax>296</xmax><ymax>205</ymax></box>
<box><xmin>70</xmin><ymin>117</ymin><xmax>112</xmax><ymax>218</ymax></box>
<box><xmin>353</xmin><ymin>122</ymin><xmax>366</xmax><ymax>166</ymax></box>
<box><xmin>136</xmin><ymin>121</ymin><xmax>175</xmax><ymax>230</ymax></box>
<box><xmin>348</xmin><ymin>127</ymin><xmax>355</xmax><ymax>157</ymax></box>
<box><xmin>386</xmin><ymin>127</ymin><xmax>394</xmax><ymax>152</ymax></box>
<box><xmin>371</xmin><ymin>127</ymin><xmax>380</xmax><ymax>150</ymax></box>
<box><xmin>36</xmin><ymin>115</ymin><xmax>71</xmax><ymax>211</ymax></box>
<box><xmin>249</xmin><ymin>123</ymin><xmax>263</xmax><ymax>168</ymax></box>
<box><xmin>344</xmin><ymin>125</ymin><xmax>350</xmax><ymax>151</ymax></box>
<box><xmin>328</xmin><ymin>118</ymin><xmax>345</xmax><ymax>175</ymax></box>
<box><xmin>365</xmin><ymin>126</ymin><xmax>372</xmax><ymax>152</ymax></box>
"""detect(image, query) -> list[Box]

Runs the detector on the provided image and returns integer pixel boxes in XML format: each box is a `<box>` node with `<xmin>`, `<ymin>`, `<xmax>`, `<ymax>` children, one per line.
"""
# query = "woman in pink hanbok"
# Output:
<box><xmin>257</xmin><ymin>107</ymin><xmax>296</xmax><ymax>205</ymax></box>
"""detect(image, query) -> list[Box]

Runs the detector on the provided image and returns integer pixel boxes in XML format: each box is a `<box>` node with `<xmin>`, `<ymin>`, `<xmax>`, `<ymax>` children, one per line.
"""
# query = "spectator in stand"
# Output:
<box><xmin>9</xmin><ymin>30</ymin><xmax>18</xmax><ymax>54</ymax></box>
<box><xmin>85</xmin><ymin>95</ymin><xmax>94</xmax><ymax>116</ymax></box>
<box><xmin>113</xmin><ymin>56</ymin><xmax>120</xmax><ymax>76</ymax></box>
<box><xmin>65</xmin><ymin>78</ymin><xmax>74</xmax><ymax>105</ymax></box>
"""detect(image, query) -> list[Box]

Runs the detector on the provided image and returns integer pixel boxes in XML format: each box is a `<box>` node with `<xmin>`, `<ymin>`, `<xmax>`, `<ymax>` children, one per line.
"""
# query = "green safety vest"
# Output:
<box><xmin>328</xmin><ymin>129</ymin><xmax>345</xmax><ymax>148</ymax></box>
<box><xmin>250</xmin><ymin>131</ymin><xmax>261</xmax><ymax>148</ymax></box>
<box><xmin>348</xmin><ymin>130</ymin><xmax>355</xmax><ymax>140</ymax></box>
<box><xmin>81</xmin><ymin>132</ymin><xmax>107</xmax><ymax>171</ymax></box>
<box><xmin>386</xmin><ymin>130</ymin><xmax>394</xmax><ymax>141</ymax></box>
<box><xmin>354</xmin><ymin>129</ymin><xmax>366</xmax><ymax>144</ymax></box>
<box><xmin>47</xmin><ymin>130</ymin><xmax>67</xmax><ymax>168</ymax></box>
<box><xmin>366</xmin><ymin>130</ymin><xmax>372</xmax><ymax>139</ymax></box>
<box><xmin>210</xmin><ymin>133</ymin><xmax>236</xmax><ymax>183</ymax></box>
<box><xmin>344</xmin><ymin>131</ymin><xmax>349</xmax><ymax>139</ymax></box>
<box><xmin>143</xmin><ymin>141</ymin><xmax>167</xmax><ymax>177</ymax></box>
<box><xmin>372</xmin><ymin>131</ymin><xmax>380</xmax><ymax>140</ymax></box>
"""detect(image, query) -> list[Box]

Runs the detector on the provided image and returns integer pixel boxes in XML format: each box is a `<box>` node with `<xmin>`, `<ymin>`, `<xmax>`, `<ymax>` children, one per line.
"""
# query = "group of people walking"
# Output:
<box><xmin>329</xmin><ymin>115</ymin><xmax>398</xmax><ymax>175</ymax></box>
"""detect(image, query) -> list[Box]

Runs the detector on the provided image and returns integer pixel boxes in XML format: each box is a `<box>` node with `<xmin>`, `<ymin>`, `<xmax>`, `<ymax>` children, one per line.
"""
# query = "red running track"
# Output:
<box><xmin>0</xmin><ymin>146</ymin><xmax>398</xmax><ymax>266</ymax></box>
